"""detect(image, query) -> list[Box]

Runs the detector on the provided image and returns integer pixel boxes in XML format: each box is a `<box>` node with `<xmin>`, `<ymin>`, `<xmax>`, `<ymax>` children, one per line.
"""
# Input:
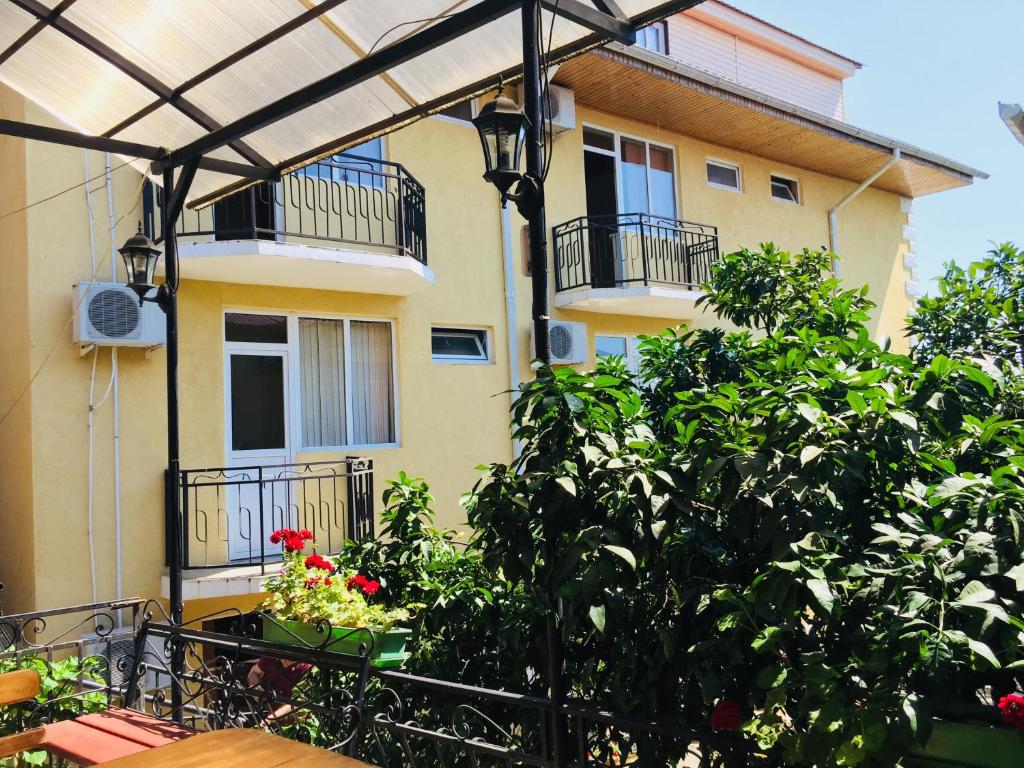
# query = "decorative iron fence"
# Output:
<box><xmin>177</xmin><ymin>458</ymin><xmax>374</xmax><ymax>571</ymax></box>
<box><xmin>0</xmin><ymin>599</ymin><xmax>757</xmax><ymax>767</ymax></box>
<box><xmin>553</xmin><ymin>213</ymin><xmax>719</xmax><ymax>292</ymax></box>
<box><xmin>147</xmin><ymin>153</ymin><xmax>427</xmax><ymax>264</ymax></box>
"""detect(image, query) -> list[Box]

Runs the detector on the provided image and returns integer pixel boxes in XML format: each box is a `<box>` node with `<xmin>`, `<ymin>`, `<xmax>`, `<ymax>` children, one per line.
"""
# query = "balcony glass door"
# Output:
<box><xmin>583</xmin><ymin>128</ymin><xmax>619</xmax><ymax>288</ymax></box>
<box><xmin>224</xmin><ymin>313</ymin><xmax>291</xmax><ymax>562</ymax></box>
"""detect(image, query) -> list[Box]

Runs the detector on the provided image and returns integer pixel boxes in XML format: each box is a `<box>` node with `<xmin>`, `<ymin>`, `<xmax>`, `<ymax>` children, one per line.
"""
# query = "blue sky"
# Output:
<box><xmin>730</xmin><ymin>0</ymin><xmax>1024</xmax><ymax>293</ymax></box>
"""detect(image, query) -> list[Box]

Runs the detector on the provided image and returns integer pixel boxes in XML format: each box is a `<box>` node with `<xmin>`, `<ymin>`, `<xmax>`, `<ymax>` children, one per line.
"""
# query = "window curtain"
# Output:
<box><xmin>299</xmin><ymin>318</ymin><xmax>346</xmax><ymax>447</ymax></box>
<box><xmin>350</xmin><ymin>321</ymin><xmax>395</xmax><ymax>445</ymax></box>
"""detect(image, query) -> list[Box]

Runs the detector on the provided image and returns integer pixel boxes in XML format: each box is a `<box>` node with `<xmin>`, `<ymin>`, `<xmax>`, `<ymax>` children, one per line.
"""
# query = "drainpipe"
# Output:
<box><xmin>499</xmin><ymin>206</ymin><xmax>522</xmax><ymax>457</ymax></box>
<box><xmin>828</xmin><ymin>148</ymin><xmax>901</xmax><ymax>276</ymax></box>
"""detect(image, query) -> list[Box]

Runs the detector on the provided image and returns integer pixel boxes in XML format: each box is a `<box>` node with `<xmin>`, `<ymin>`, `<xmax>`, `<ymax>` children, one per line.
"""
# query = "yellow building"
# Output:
<box><xmin>0</xmin><ymin>2</ymin><xmax>983</xmax><ymax>619</ymax></box>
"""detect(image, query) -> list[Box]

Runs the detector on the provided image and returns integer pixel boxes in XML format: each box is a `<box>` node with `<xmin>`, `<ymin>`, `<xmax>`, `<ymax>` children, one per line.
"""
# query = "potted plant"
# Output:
<box><xmin>905</xmin><ymin>696</ymin><xmax>1024</xmax><ymax>768</ymax></box>
<box><xmin>258</xmin><ymin>529</ymin><xmax>412</xmax><ymax>668</ymax></box>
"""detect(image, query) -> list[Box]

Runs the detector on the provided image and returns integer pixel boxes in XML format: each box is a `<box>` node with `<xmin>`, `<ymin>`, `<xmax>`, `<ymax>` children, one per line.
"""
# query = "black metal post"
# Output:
<box><xmin>162</xmin><ymin>166</ymin><xmax>185</xmax><ymax>724</ymax></box>
<box><xmin>522</xmin><ymin>0</ymin><xmax>549</xmax><ymax>367</ymax></box>
<box><xmin>522</xmin><ymin>4</ymin><xmax>566</xmax><ymax>765</ymax></box>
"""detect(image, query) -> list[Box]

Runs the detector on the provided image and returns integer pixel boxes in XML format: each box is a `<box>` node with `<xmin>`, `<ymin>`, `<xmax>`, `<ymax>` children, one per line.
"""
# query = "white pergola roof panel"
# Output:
<box><xmin>0</xmin><ymin>0</ymin><xmax>694</xmax><ymax>205</ymax></box>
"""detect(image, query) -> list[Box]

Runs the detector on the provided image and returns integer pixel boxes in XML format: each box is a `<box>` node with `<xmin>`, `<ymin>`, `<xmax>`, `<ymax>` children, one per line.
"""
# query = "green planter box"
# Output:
<box><xmin>262</xmin><ymin>616</ymin><xmax>411</xmax><ymax>669</ymax></box>
<box><xmin>906</xmin><ymin>720</ymin><xmax>1024</xmax><ymax>768</ymax></box>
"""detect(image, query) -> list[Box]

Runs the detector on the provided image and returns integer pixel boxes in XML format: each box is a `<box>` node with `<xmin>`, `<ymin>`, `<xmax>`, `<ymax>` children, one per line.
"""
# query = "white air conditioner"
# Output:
<box><xmin>73</xmin><ymin>282</ymin><xmax>166</xmax><ymax>348</ymax></box>
<box><xmin>518</xmin><ymin>83</ymin><xmax>576</xmax><ymax>135</ymax></box>
<box><xmin>535</xmin><ymin>320</ymin><xmax>587</xmax><ymax>364</ymax></box>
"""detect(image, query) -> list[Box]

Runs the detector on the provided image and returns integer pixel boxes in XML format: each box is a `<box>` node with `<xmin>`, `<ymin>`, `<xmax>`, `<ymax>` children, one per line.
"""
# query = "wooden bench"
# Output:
<box><xmin>0</xmin><ymin>670</ymin><xmax>194</xmax><ymax>765</ymax></box>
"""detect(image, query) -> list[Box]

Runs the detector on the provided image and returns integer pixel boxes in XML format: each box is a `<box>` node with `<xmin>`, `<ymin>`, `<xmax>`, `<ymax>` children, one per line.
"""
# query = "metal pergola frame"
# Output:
<box><xmin>0</xmin><ymin>0</ymin><xmax>702</xmax><ymax>761</ymax></box>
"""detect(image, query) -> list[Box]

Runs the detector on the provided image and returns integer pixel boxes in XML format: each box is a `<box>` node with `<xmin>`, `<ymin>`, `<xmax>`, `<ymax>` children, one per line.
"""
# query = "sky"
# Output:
<box><xmin>730</xmin><ymin>0</ymin><xmax>1024</xmax><ymax>293</ymax></box>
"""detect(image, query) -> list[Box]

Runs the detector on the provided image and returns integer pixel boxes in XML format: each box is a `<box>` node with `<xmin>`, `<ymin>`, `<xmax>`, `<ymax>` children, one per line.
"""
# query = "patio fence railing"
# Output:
<box><xmin>176</xmin><ymin>458</ymin><xmax>375</xmax><ymax>571</ymax></box>
<box><xmin>0</xmin><ymin>599</ymin><xmax>757</xmax><ymax>767</ymax></box>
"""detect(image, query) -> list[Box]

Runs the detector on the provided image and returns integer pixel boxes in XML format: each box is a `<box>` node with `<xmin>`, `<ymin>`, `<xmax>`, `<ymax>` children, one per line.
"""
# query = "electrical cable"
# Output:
<box><xmin>0</xmin><ymin>160</ymin><xmax>133</xmax><ymax>222</ymax></box>
<box><xmin>0</xmin><ymin>166</ymin><xmax>150</xmax><ymax>434</ymax></box>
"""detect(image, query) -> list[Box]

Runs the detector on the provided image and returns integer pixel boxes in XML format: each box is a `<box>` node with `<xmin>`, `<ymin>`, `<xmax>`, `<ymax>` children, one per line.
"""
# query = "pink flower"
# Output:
<box><xmin>999</xmin><ymin>694</ymin><xmax>1024</xmax><ymax>732</ymax></box>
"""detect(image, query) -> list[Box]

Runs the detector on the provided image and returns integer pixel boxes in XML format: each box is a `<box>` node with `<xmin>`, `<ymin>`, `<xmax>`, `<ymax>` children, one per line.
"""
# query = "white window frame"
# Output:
<box><xmin>595</xmin><ymin>334</ymin><xmax>642</xmax><ymax>374</ymax></box>
<box><xmin>769</xmin><ymin>173</ymin><xmax>801</xmax><ymax>205</ymax></box>
<box><xmin>582</xmin><ymin>122</ymin><xmax>679</xmax><ymax>220</ymax></box>
<box><xmin>223</xmin><ymin>309</ymin><xmax>401</xmax><ymax>457</ymax></box>
<box><xmin>705</xmin><ymin>158</ymin><xmax>742</xmax><ymax>193</ymax></box>
<box><xmin>433</xmin><ymin>99</ymin><xmax>478</xmax><ymax>126</ymax></box>
<box><xmin>431</xmin><ymin>326</ymin><xmax>492</xmax><ymax>364</ymax></box>
<box><xmin>635</xmin><ymin>20</ymin><xmax>668</xmax><ymax>54</ymax></box>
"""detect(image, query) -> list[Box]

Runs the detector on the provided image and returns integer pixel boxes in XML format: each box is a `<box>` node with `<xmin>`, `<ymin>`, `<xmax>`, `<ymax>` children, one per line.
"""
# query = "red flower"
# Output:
<box><xmin>346</xmin><ymin>574</ymin><xmax>381</xmax><ymax>597</ymax></box>
<box><xmin>269</xmin><ymin>530</ymin><xmax>283</xmax><ymax>544</ymax></box>
<box><xmin>300</xmin><ymin>529</ymin><xmax>314</xmax><ymax>540</ymax></box>
<box><xmin>304</xmin><ymin>553</ymin><xmax>334</xmax><ymax>572</ymax></box>
<box><xmin>324</xmin><ymin>577</ymin><xmax>332</xmax><ymax>587</ymax></box>
<box><xmin>999</xmin><ymin>694</ymin><xmax>1024</xmax><ymax>732</ymax></box>
<box><xmin>270</xmin><ymin>529</ymin><xmax>309</xmax><ymax>553</ymax></box>
<box><xmin>304</xmin><ymin>576</ymin><xmax>321</xmax><ymax>589</ymax></box>
<box><xmin>709</xmin><ymin>700</ymin><xmax>742</xmax><ymax>732</ymax></box>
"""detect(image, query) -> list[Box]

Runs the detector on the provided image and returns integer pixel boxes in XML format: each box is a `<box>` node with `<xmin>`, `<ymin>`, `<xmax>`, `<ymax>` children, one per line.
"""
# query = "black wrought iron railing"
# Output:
<box><xmin>0</xmin><ymin>599</ymin><xmax>757</xmax><ymax>767</ymax></box>
<box><xmin>553</xmin><ymin>213</ymin><xmax>719</xmax><ymax>292</ymax></box>
<box><xmin>147</xmin><ymin>153</ymin><xmax>427</xmax><ymax>264</ymax></box>
<box><xmin>177</xmin><ymin>459</ymin><xmax>374</xmax><ymax>571</ymax></box>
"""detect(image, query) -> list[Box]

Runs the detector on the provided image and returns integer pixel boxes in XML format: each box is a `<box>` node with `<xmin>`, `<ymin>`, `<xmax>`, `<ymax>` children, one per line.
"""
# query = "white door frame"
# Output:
<box><xmin>223</xmin><ymin>341</ymin><xmax>291</xmax><ymax>561</ymax></box>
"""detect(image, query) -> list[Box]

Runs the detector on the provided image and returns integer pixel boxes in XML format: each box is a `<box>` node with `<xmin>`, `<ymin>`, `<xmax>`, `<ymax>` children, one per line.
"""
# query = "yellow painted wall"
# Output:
<box><xmin>2</xmin><ymin>92</ymin><xmax>915</xmax><ymax>614</ymax></box>
<box><xmin>0</xmin><ymin>86</ymin><xmax>35</xmax><ymax>614</ymax></box>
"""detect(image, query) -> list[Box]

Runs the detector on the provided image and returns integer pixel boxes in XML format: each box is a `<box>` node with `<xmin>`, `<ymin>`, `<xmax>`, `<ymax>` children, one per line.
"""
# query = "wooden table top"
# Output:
<box><xmin>94</xmin><ymin>728</ymin><xmax>376</xmax><ymax>768</ymax></box>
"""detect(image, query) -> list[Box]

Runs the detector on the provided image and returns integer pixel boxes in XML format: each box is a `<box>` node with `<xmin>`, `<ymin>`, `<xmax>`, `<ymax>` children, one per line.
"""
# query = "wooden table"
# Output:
<box><xmin>94</xmin><ymin>728</ymin><xmax>376</xmax><ymax>767</ymax></box>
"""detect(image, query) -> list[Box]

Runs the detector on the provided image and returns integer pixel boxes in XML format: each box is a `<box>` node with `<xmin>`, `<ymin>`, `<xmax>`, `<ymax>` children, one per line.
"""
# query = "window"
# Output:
<box><xmin>298</xmin><ymin>137</ymin><xmax>384</xmax><ymax>187</ymax></box>
<box><xmin>620</xmin><ymin>138</ymin><xmax>676</xmax><ymax>218</ymax></box>
<box><xmin>299</xmin><ymin>318</ymin><xmax>395</xmax><ymax>447</ymax></box>
<box><xmin>595</xmin><ymin>335</ymin><xmax>641</xmax><ymax>373</ymax></box>
<box><xmin>770</xmin><ymin>175</ymin><xmax>800</xmax><ymax>204</ymax></box>
<box><xmin>583</xmin><ymin>127</ymin><xmax>615</xmax><ymax>153</ymax></box>
<box><xmin>432</xmin><ymin>328</ymin><xmax>489</xmax><ymax>363</ymax></box>
<box><xmin>636</xmin><ymin>21</ymin><xmax>668</xmax><ymax>54</ymax></box>
<box><xmin>225</xmin><ymin>312</ymin><xmax>287</xmax><ymax>344</ymax></box>
<box><xmin>437</xmin><ymin>100</ymin><xmax>475</xmax><ymax>123</ymax></box>
<box><xmin>706</xmin><ymin>160</ymin><xmax>741</xmax><ymax>191</ymax></box>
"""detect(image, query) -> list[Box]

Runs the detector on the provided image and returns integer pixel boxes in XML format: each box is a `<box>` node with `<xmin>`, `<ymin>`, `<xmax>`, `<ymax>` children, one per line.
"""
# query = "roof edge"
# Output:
<box><xmin>605</xmin><ymin>43</ymin><xmax>987</xmax><ymax>184</ymax></box>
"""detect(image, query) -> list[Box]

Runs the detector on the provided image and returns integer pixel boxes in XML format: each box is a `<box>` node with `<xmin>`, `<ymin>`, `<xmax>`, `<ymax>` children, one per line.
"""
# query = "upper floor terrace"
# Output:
<box><xmin>149</xmin><ymin>152</ymin><xmax>433</xmax><ymax>296</ymax></box>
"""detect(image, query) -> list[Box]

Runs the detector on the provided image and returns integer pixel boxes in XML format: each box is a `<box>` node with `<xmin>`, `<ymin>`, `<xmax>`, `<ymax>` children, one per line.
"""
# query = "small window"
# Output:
<box><xmin>770</xmin><ymin>175</ymin><xmax>800</xmax><ymax>204</ymax></box>
<box><xmin>438</xmin><ymin>101</ymin><xmax>474</xmax><ymax>123</ymax></box>
<box><xmin>225</xmin><ymin>313</ymin><xmax>287</xmax><ymax>344</ymax></box>
<box><xmin>636</xmin><ymin>20</ymin><xmax>668</xmax><ymax>54</ymax></box>
<box><xmin>706</xmin><ymin>160</ymin><xmax>741</xmax><ymax>191</ymax></box>
<box><xmin>583</xmin><ymin>127</ymin><xmax>616</xmax><ymax>153</ymax></box>
<box><xmin>432</xmin><ymin>328</ymin><xmax>489</xmax><ymax>363</ymax></box>
<box><xmin>595</xmin><ymin>335</ymin><xmax>640</xmax><ymax>374</ymax></box>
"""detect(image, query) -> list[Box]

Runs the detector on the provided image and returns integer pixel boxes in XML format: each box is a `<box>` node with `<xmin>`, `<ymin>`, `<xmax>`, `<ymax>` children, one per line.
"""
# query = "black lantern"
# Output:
<box><xmin>118</xmin><ymin>223</ymin><xmax>162</xmax><ymax>303</ymax></box>
<box><xmin>473</xmin><ymin>91</ymin><xmax>530</xmax><ymax>201</ymax></box>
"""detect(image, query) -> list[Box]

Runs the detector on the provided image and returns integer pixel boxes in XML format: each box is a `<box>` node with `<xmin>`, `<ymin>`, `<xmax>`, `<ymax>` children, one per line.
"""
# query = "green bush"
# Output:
<box><xmin>354</xmin><ymin>244</ymin><xmax>1024</xmax><ymax>766</ymax></box>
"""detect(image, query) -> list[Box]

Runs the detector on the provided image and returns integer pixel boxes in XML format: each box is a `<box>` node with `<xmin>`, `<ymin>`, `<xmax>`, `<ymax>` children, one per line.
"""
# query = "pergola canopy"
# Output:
<box><xmin>0</xmin><ymin>0</ymin><xmax>697</xmax><ymax>206</ymax></box>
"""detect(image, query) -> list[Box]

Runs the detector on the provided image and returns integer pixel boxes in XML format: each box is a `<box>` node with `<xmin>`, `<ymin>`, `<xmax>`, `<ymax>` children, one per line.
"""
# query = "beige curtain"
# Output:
<box><xmin>350</xmin><ymin>321</ymin><xmax>395</xmax><ymax>445</ymax></box>
<box><xmin>299</xmin><ymin>318</ymin><xmax>346</xmax><ymax>447</ymax></box>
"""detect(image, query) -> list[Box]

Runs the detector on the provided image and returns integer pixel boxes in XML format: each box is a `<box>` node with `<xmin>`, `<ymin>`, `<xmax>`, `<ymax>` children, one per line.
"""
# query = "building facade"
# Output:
<box><xmin>0</xmin><ymin>2</ymin><xmax>983</xmax><ymax>619</ymax></box>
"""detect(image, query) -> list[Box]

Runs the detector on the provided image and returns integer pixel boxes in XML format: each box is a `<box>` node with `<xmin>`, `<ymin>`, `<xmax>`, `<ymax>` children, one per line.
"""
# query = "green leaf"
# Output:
<box><xmin>756</xmin><ymin>664</ymin><xmax>787</xmax><ymax>689</ymax></box>
<box><xmin>806</xmin><ymin>578</ymin><xmax>835</xmax><ymax>616</ymax></box>
<box><xmin>796</xmin><ymin>402</ymin><xmax>822</xmax><ymax>424</ymax></box>
<box><xmin>589</xmin><ymin>604</ymin><xmax>606</xmax><ymax>633</ymax></box>
<box><xmin>891</xmin><ymin>411</ymin><xmax>918</xmax><ymax>431</ymax></box>
<box><xmin>602</xmin><ymin>545</ymin><xmax>636</xmax><ymax>569</ymax></box>
<box><xmin>967</xmin><ymin>638</ymin><xmax>1001</xmax><ymax>669</ymax></box>
<box><xmin>555</xmin><ymin>476</ymin><xmax>577</xmax><ymax>497</ymax></box>
<box><xmin>956</xmin><ymin>580</ymin><xmax>995</xmax><ymax>605</ymax></box>
<box><xmin>799</xmin><ymin>444</ymin><xmax>824</xmax><ymax>465</ymax></box>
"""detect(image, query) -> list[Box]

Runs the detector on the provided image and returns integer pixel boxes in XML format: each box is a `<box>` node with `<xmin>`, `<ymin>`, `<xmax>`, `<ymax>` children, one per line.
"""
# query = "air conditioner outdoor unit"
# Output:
<box><xmin>73</xmin><ymin>282</ymin><xmax>166</xmax><ymax>348</ymax></box>
<box><xmin>535</xmin><ymin>320</ymin><xmax>587</xmax><ymax>364</ymax></box>
<box><xmin>518</xmin><ymin>83</ymin><xmax>576</xmax><ymax>135</ymax></box>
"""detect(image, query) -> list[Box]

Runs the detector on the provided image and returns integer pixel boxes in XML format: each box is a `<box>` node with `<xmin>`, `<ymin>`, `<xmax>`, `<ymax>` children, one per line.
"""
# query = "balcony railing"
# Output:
<box><xmin>177</xmin><ymin>459</ymin><xmax>374</xmax><ymax>571</ymax></box>
<box><xmin>148</xmin><ymin>153</ymin><xmax>427</xmax><ymax>264</ymax></box>
<box><xmin>553</xmin><ymin>213</ymin><xmax>719</xmax><ymax>292</ymax></box>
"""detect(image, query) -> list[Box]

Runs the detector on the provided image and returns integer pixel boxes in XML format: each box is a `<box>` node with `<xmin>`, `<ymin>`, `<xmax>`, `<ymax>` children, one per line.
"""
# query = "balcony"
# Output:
<box><xmin>552</xmin><ymin>213</ymin><xmax>719</xmax><ymax>319</ymax></box>
<box><xmin>154</xmin><ymin>155</ymin><xmax>433</xmax><ymax>295</ymax></box>
<box><xmin>163</xmin><ymin>459</ymin><xmax>374</xmax><ymax>600</ymax></box>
